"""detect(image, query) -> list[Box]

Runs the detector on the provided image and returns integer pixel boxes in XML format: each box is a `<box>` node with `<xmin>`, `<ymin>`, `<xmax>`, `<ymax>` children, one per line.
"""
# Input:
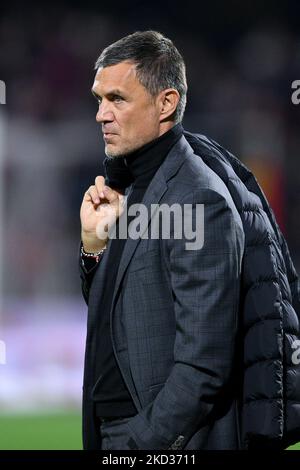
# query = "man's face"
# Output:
<box><xmin>92</xmin><ymin>61</ymin><xmax>162</xmax><ymax>158</ymax></box>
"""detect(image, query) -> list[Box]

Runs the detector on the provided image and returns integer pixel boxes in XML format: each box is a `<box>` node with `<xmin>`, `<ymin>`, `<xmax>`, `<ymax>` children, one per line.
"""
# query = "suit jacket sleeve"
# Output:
<box><xmin>78</xmin><ymin>241</ymin><xmax>100</xmax><ymax>305</ymax></box>
<box><xmin>125</xmin><ymin>188</ymin><xmax>245</xmax><ymax>450</ymax></box>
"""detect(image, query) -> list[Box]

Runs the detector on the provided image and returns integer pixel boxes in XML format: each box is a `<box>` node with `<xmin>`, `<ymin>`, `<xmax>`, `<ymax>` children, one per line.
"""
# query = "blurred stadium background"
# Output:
<box><xmin>0</xmin><ymin>0</ymin><xmax>300</xmax><ymax>450</ymax></box>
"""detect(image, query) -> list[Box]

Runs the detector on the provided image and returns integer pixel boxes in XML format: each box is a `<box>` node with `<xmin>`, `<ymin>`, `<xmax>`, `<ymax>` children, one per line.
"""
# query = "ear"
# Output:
<box><xmin>158</xmin><ymin>88</ymin><xmax>180</xmax><ymax>121</ymax></box>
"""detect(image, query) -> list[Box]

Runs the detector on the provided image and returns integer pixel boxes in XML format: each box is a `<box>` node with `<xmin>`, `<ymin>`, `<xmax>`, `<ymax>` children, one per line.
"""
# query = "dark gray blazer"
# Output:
<box><xmin>80</xmin><ymin>135</ymin><xmax>245</xmax><ymax>450</ymax></box>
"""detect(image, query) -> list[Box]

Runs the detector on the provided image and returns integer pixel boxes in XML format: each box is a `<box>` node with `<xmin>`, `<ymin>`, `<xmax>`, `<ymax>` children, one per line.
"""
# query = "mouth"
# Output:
<box><xmin>103</xmin><ymin>133</ymin><xmax>117</xmax><ymax>141</ymax></box>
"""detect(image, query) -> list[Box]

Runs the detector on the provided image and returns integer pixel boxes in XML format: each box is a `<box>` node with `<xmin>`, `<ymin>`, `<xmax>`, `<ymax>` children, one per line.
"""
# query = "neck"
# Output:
<box><xmin>123</xmin><ymin>122</ymin><xmax>183</xmax><ymax>184</ymax></box>
<box><xmin>158</xmin><ymin>120</ymin><xmax>178</xmax><ymax>137</ymax></box>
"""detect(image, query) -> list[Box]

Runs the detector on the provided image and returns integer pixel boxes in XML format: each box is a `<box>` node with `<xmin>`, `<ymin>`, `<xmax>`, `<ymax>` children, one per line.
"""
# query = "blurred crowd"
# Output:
<box><xmin>1</xmin><ymin>3</ymin><xmax>299</xmax><ymax>299</ymax></box>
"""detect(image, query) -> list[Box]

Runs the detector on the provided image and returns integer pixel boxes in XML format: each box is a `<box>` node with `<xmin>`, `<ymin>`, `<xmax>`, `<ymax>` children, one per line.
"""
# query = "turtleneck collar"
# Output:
<box><xmin>123</xmin><ymin>122</ymin><xmax>183</xmax><ymax>184</ymax></box>
<box><xmin>103</xmin><ymin>123</ymin><xmax>183</xmax><ymax>190</ymax></box>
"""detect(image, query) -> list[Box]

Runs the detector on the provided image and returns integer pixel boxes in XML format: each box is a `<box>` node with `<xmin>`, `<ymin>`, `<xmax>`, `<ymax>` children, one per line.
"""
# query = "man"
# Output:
<box><xmin>78</xmin><ymin>30</ymin><xmax>246</xmax><ymax>450</ymax></box>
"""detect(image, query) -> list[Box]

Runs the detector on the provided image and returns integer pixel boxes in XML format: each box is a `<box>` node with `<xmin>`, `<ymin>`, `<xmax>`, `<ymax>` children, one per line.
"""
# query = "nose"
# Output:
<box><xmin>96</xmin><ymin>101</ymin><xmax>114</xmax><ymax>123</ymax></box>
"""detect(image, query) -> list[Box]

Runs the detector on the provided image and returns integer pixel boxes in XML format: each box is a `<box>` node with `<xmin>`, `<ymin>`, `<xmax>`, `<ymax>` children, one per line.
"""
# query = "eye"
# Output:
<box><xmin>112</xmin><ymin>95</ymin><xmax>124</xmax><ymax>103</ymax></box>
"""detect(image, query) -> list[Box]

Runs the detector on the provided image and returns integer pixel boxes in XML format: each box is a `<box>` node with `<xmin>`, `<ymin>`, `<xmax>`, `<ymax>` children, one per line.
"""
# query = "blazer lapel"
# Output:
<box><xmin>110</xmin><ymin>134</ymin><xmax>195</xmax><ymax>312</ymax></box>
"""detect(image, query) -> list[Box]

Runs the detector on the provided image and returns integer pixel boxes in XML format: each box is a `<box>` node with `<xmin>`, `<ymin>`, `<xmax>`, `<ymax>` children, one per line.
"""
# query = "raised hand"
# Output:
<box><xmin>80</xmin><ymin>175</ymin><xmax>125</xmax><ymax>253</ymax></box>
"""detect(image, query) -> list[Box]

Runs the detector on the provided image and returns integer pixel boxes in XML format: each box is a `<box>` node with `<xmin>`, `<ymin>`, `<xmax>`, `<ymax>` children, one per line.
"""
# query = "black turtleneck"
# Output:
<box><xmin>103</xmin><ymin>122</ymin><xmax>183</xmax><ymax>189</ymax></box>
<box><xmin>88</xmin><ymin>123</ymin><xmax>183</xmax><ymax>418</ymax></box>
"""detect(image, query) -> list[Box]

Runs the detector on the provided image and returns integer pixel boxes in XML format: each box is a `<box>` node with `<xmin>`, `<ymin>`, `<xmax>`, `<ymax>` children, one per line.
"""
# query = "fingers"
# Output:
<box><xmin>101</xmin><ymin>185</ymin><xmax>119</xmax><ymax>204</ymax></box>
<box><xmin>95</xmin><ymin>175</ymin><xmax>106</xmax><ymax>199</ymax></box>
<box><xmin>85</xmin><ymin>185</ymin><xmax>101</xmax><ymax>204</ymax></box>
<box><xmin>84</xmin><ymin>176</ymin><xmax>106</xmax><ymax>204</ymax></box>
<box><xmin>84</xmin><ymin>175</ymin><xmax>122</xmax><ymax>206</ymax></box>
<box><xmin>95</xmin><ymin>175</ymin><xmax>124</xmax><ymax>199</ymax></box>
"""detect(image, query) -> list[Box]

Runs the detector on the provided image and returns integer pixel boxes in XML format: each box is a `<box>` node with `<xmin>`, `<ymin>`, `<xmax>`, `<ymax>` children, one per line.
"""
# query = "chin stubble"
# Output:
<box><xmin>105</xmin><ymin>144</ymin><xmax>140</xmax><ymax>159</ymax></box>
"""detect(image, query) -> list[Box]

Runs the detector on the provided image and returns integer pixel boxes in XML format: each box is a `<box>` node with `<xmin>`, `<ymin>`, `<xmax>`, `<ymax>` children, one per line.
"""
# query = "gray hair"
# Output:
<box><xmin>95</xmin><ymin>30</ymin><xmax>187</xmax><ymax>123</ymax></box>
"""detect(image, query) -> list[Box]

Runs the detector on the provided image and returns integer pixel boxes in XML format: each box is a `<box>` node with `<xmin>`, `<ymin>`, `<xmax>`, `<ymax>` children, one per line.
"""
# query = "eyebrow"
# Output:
<box><xmin>91</xmin><ymin>90</ymin><xmax>101</xmax><ymax>100</ymax></box>
<box><xmin>91</xmin><ymin>89</ymin><xmax>124</xmax><ymax>100</ymax></box>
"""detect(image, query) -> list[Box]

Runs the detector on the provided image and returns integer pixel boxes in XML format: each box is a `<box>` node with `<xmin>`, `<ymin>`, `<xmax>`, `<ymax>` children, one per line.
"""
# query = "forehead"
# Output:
<box><xmin>92</xmin><ymin>61</ymin><xmax>141</xmax><ymax>94</ymax></box>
